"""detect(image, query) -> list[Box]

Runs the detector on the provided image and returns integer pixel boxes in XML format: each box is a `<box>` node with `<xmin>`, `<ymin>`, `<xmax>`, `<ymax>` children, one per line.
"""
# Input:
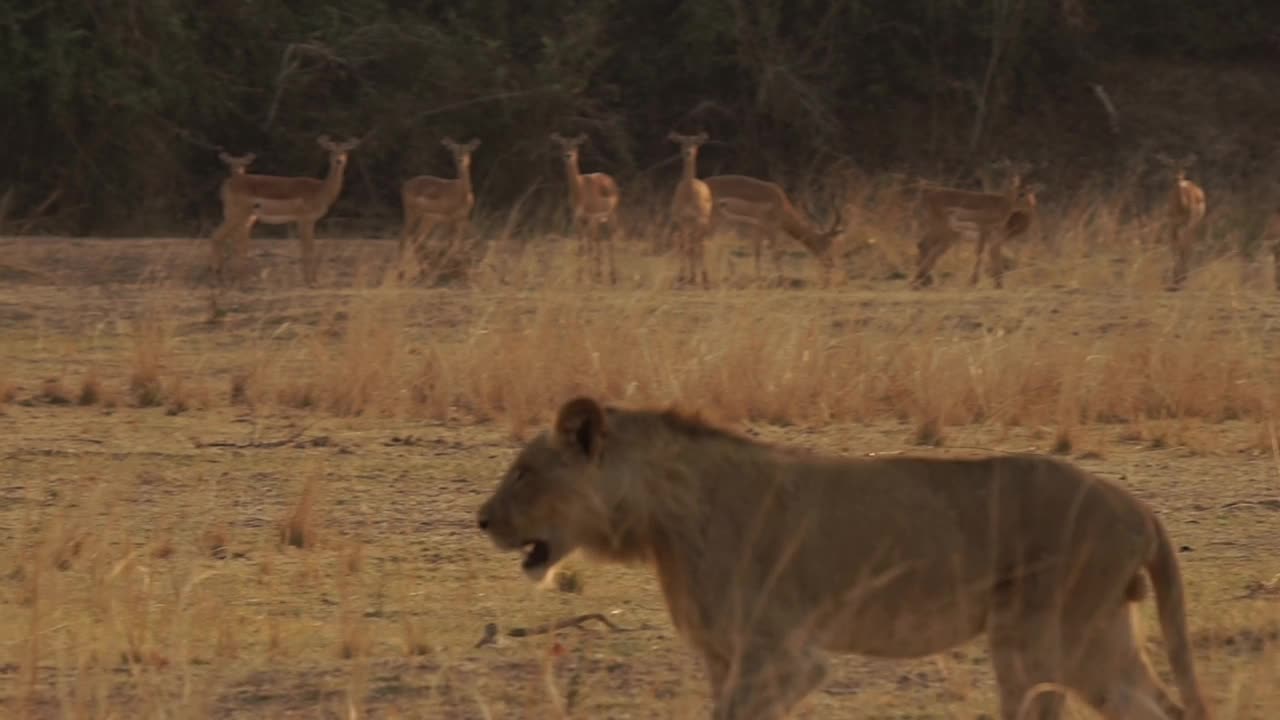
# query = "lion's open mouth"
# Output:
<box><xmin>521</xmin><ymin>540</ymin><xmax>551</xmax><ymax>571</ymax></box>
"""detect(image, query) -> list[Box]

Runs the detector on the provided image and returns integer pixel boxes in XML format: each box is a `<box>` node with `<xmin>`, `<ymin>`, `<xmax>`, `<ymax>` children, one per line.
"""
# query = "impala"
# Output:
<box><xmin>701</xmin><ymin>174</ymin><xmax>843</xmax><ymax>287</ymax></box>
<box><xmin>668</xmin><ymin>131</ymin><xmax>713</xmax><ymax>288</ymax></box>
<box><xmin>211</xmin><ymin>134</ymin><xmax>362</xmax><ymax>286</ymax></box>
<box><xmin>551</xmin><ymin>132</ymin><xmax>620</xmax><ymax>285</ymax></box>
<box><xmin>399</xmin><ymin>137</ymin><xmax>481</xmax><ymax>278</ymax></box>
<box><xmin>209</xmin><ymin>151</ymin><xmax>256</xmax><ymax>278</ymax></box>
<box><xmin>1155</xmin><ymin>153</ymin><xmax>1206</xmax><ymax>291</ymax></box>
<box><xmin>910</xmin><ymin>161</ymin><xmax>1041</xmax><ymax>290</ymax></box>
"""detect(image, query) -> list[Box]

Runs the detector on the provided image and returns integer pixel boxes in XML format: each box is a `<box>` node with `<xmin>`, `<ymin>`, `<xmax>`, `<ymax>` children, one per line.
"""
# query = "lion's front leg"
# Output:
<box><xmin>706</xmin><ymin>645</ymin><xmax>827</xmax><ymax>720</ymax></box>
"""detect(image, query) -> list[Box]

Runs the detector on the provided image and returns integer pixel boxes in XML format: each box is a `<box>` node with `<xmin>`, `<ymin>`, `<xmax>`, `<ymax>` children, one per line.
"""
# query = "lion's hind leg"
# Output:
<box><xmin>1062</xmin><ymin>603</ymin><xmax>1185</xmax><ymax>720</ymax></box>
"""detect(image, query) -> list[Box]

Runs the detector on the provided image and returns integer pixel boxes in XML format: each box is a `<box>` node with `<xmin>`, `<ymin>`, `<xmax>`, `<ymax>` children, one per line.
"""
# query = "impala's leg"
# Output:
<box><xmin>912</xmin><ymin>226</ymin><xmax>950</xmax><ymax>288</ymax></box>
<box><xmin>230</xmin><ymin>214</ymin><xmax>258</xmax><ymax>282</ymax></box>
<box><xmin>399</xmin><ymin>205</ymin><xmax>420</xmax><ymax>260</ymax></box>
<box><xmin>696</xmin><ymin>224</ymin><xmax>711</xmax><ymax>289</ymax></box>
<box><xmin>456</xmin><ymin>216</ymin><xmax>472</xmax><ymax>257</ymax></box>
<box><xmin>770</xmin><ymin>236</ymin><xmax>784</xmax><ymax>287</ymax></box>
<box><xmin>586</xmin><ymin>219</ymin><xmax>599</xmax><ymax>283</ymax></box>
<box><xmin>1169</xmin><ymin>228</ymin><xmax>1189</xmax><ymax>290</ymax></box>
<box><xmin>687</xmin><ymin>223</ymin><xmax>699</xmax><ymax>286</ymax></box>
<box><xmin>413</xmin><ymin>218</ymin><xmax>438</xmax><ymax>281</ymax></box>
<box><xmin>1273</xmin><ymin>237</ymin><xmax>1280</xmax><ymax>292</ymax></box>
<box><xmin>691</xmin><ymin>222</ymin><xmax>711</xmax><ymax>286</ymax></box>
<box><xmin>573</xmin><ymin>216</ymin><xmax>588</xmax><ymax>284</ymax></box>
<box><xmin>970</xmin><ymin>228</ymin><xmax>988</xmax><ymax>287</ymax></box>
<box><xmin>209</xmin><ymin>213</ymin><xmax>239</xmax><ymax>282</ymax></box>
<box><xmin>987</xmin><ymin>236</ymin><xmax>1006</xmax><ymax>289</ymax></box>
<box><xmin>604</xmin><ymin>216</ymin><xmax>618</xmax><ymax>285</ymax></box>
<box><xmin>298</xmin><ymin>219</ymin><xmax>318</xmax><ymax>287</ymax></box>
<box><xmin>673</xmin><ymin>223</ymin><xmax>687</xmax><ymax>286</ymax></box>
<box><xmin>585</xmin><ymin>217</ymin><xmax>600</xmax><ymax>284</ymax></box>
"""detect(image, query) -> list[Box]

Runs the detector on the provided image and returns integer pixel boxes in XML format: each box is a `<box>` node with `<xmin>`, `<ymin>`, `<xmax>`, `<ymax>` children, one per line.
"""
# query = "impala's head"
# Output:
<box><xmin>317</xmin><ymin>135</ymin><xmax>363</xmax><ymax>172</ymax></box>
<box><xmin>668</xmin><ymin>131</ymin><xmax>709</xmax><ymax>161</ymax></box>
<box><xmin>218</xmin><ymin>151</ymin><xmax>256</xmax><ymax>174</ymax></box>
<box><xmin>989</xmin><ymin>158</ymin><xmax>1036</xmax><ymax>197</ymax></box>
<box><xmin>476</xmin><ymin>397</ymin><xmax>610</xmax><ymax>582</ymax></box>
<box><xmin>443</xmin><ymin>137</ymin><xmax>481</xmax><ymax>169</ymax></box>
<box><xmin>805</xmin><ymin>208</ymin><xmax>847</xmax><ymax>262</ymax></box>
<box><xmin>550</xmin><ymin>133</ymin><xmax>588</xmax><ymax>164</ymax></box>
<box><xmin>1156</xmin><ymin>152</ymin><xmax>1196</xmax><ymax>182</ymax></box>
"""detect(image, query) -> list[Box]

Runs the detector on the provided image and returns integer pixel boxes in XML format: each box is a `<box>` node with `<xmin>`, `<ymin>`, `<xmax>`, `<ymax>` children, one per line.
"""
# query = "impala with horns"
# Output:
<box><xmin>702</xmin><ymin>174</ymin><xmax>844</xmax><ymax>287</ymax></box>
<box><xmin>910</xmin><ymin>159</ymin><xmax>1042</xmax><ymax>290</ymax></box>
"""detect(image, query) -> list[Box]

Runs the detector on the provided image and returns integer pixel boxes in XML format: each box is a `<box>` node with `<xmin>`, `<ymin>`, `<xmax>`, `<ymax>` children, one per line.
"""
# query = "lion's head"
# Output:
<box><xmin>476</xmin><ymin>397</ymin><xmax>611</xmax><ymax>582</ymax></box>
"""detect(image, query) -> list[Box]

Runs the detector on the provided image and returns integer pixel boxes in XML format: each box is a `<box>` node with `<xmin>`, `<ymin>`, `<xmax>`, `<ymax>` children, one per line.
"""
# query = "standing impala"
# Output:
<box><xmin>212</xmin><ymin>134</ymin><xmax>362</xmax><ymax>286</ymax></box>
<box><xmin>399</xmin><ymin>137</ymin><xmax>481</xmax><ymax>278</ymax></box>
<box><xmin>701</xmin><ymin>174</ymin><xmax>843</xmax><ymax>287</ymax></box>
<box><xmin>909</xmin><ymin>161</ymin><xmax>1041</xmax><ymax>290</ymax></box>
<box><xmin>1155</xmin><ymin>153</ymin><xmax>1206</xmax><ymax>291</ymax></box>
<box><xmin>668</xmin><ymin>131</ymin><xmax>713</xmax><ymax>288</ymax></box>
<box><xmin>551</xmin><ymin>132</ymin><xmax>620</xmax><ymax>285</ymax></box>
<box><xmin>209</xmin><ymin>151</ymin><xmax>256</xmax><ymax>277</ymax></box>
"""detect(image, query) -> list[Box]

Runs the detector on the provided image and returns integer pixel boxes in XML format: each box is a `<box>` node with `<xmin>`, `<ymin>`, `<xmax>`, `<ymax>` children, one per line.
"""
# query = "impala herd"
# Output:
<box><xmin>208</xmin><ymin>131</ymin><xmax>1225</xmax><ymax>292</ymax></box>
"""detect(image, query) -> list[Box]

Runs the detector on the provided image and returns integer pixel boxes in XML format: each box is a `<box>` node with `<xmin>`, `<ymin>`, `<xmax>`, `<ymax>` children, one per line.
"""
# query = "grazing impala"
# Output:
<box><xmin>399</xmin><ymin>137</ymin><xmax>481</xmax><ymax>278</ymax></box>
<box><xmin>1155</xmin><ymin>153</ymin><xmax>1207</xmax><ymax>291</ymax></box>
<box><xmin>910</xmin><ymin>160</ymin><xmax>1041</xmax><ymax>290</ymax></box>
<box><xmin>211</xmin><ymin>134</ymin><xmax>362</xmax><ymax>286</ymax></box>
<box><xmin>702</xmin><ymin>174</ymin><xmax>844</xmax><ymax>287</ymax></box>
<box><xmin>551</xmin><ymin>132</ymin><xmax>620</xmax><ymax>285</ymax></box>
<box><xmin>668</xmin><ymin>131</ymin><xmax>713</xmax><ymax>288</ymax></box>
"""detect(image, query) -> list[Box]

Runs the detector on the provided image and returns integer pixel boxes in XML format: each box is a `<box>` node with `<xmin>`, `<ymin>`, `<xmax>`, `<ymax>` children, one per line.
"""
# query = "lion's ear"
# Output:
<box><xmin>554</xmin><ymin>397</ymin><xmax>606</xmax><ymax>459</ymax></box>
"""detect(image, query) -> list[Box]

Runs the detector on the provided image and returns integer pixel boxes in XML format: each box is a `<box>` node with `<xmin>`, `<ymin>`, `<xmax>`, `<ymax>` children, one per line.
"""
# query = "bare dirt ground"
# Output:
<box><xmin>0</xmin><ymin>233</ymin><xmax>1278</xmax><ymax>718</ymax></box>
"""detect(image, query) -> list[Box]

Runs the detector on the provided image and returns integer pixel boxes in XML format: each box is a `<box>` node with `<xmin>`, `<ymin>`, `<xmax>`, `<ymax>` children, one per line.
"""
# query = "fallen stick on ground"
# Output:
<box><xmin>474</xmin><ymin>613</ymin><xmax>628</xmax><ymax>648</ymax></box>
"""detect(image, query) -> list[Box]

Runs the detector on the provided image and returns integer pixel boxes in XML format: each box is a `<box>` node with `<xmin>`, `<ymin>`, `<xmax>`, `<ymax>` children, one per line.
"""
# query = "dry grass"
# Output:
<box><xmin>0</xmin><ymin>185</ymin><xmax>1278</xmax><ymax>717</ymax></box>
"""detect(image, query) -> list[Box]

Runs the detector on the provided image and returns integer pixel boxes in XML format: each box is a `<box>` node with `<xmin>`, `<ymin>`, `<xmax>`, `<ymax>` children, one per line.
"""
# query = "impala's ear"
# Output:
<box><xmin>554</xmin><ymin>397</ymin><xmax>606</xmax><ymax>460</ymax></box>
<box><xmin>667</xmin><ymin>131</ymin><xmax>681</xmax><ymax>143</ymax></box>
<box><xmin>696</xmin><ymin>132</ymin><xmax>708</xmax><ymax>143</ymax></box>
<box><xmin>466</xmin><ymin>138</ymin><xmax>481</xmax><ymax>151</ymax></box>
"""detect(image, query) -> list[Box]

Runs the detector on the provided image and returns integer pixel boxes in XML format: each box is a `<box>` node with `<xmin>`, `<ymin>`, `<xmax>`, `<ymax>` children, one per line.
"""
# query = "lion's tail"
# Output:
<box><xmin>1145</xmin><ymin>513</ymin><xmax>1212</xmax><ymax>720</ymax></box>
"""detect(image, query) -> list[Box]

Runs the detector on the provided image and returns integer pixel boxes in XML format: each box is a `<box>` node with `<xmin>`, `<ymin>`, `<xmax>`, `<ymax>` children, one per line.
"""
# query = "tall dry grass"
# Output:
<box><xmin>2</xmin><ymin>179</ymin><xmax>1279</xmax><ymax>718</ymax></box>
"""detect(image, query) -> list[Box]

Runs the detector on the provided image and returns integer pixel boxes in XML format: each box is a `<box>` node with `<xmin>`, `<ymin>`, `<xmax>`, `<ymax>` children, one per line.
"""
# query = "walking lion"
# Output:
<box><xmin>476</xmin><ymin>396</ymin><xmax>1212</xmax><ymax>720</ymax></box>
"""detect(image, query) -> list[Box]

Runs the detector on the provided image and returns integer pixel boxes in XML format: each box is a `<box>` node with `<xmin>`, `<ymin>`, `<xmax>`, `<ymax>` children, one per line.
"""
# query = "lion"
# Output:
<box><xmin>476</xmin><ymin>396</ymin><xmax>1212</xmax><ymax>720</ymax></box>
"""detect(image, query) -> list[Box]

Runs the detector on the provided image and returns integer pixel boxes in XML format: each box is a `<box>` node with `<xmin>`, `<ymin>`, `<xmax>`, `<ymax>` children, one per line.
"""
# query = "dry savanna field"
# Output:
<box><xmin>1</xmin><ymin>190</ymin><xmax>1280</xmax><ymax>718</ymax></box>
